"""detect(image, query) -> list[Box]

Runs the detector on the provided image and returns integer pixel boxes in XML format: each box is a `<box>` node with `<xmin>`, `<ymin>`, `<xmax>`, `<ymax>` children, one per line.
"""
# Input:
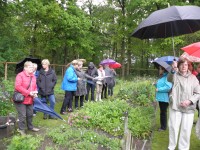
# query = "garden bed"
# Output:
<box><xmin>1</xmin><ymin>77</ymin><xmax>157</xmax><ymax>150</ymax></box>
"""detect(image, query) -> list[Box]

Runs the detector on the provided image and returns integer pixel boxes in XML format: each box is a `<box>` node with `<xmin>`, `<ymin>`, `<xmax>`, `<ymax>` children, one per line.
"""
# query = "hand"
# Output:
<box><xmin>155</xmin><ymin>88</ymin><xmax>158</xmax><ymax>92</ymax></box>
<box><xmin>180</xmin><ymin>100</ymin><xmax>192</xmax><ymax>107</ymax></box>
<box><xmin>30</xmin><ymin>91</ymin><xmax>38</xmax><ymax>97</ymax></box>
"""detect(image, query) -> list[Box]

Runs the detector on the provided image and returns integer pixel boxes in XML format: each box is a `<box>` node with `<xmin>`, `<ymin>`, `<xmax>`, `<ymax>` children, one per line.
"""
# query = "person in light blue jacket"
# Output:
<box><xmin>154</xmin><ymin>63</ymin><xmax>172</xmax><ymax>131</ymax></box>
<box><xmin>60</xmin><ymin>60</ymin><xmax>79</xmax><ymax>114</ymax></box>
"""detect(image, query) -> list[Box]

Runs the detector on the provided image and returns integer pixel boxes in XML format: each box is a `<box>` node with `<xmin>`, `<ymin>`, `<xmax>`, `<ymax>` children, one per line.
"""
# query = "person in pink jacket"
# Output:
<box><xmin>14</xmin><ymin>61</ymin><xmax>39</xmax><ymax>135</ymax></box>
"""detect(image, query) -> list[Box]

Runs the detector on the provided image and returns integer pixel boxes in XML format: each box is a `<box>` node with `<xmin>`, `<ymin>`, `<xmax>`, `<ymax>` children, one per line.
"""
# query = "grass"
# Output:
<box><xmin>151</xmin><ymin>106</ymin><xmax>200</xmax><ymax>150</ymax></box>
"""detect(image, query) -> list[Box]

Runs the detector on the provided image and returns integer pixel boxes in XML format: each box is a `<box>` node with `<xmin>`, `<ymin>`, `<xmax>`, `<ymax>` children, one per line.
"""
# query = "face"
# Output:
<box><xmin>78</xmin><ymin>63</ymin><xmax>83</xmax><ymax>70</ymax></box>
<box><xmin>99</xmin><ymin>66</ymin><xmax>103</xmax><ymax>71</ymax></box>
<box><xmin>179</xmin><ymin>61</ymin><xmax>188</xmax><ymax>74</ymax></box>
<box><xmin>197</xmin><ymin>64</ymin><xmax>200</xmax><ymax>73</ymax></box>
<box><xmin>188</xmin><ymin>62</ymin><xmax>193</xmax><ymax>72</ymax></box>
<box><xmin>25</xmin><ymin>64</ymin><xmax>34</xmax><ymax>74</ymax></box>
<box><xmin>158</xmin><ymin>66</ymin><xmax>164</xmax><ymax>75</ymax></box>
<box><xmin>74</xmin><ymin>64</ymin><xmax>79</xmax><ymax>69</ymax></box>
<box><xmin>42</xmin><ymin>63</ymin><xmax>49</xmax><ymax>70</ymax></box>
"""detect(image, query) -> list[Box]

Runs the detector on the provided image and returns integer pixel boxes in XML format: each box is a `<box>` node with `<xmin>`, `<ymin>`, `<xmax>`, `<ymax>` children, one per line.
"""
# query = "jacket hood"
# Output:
<box><xmin>178</xmin><ymin>70</ymin><xmax>192</xmax><ymax>78</ymax></box>
<box><xmin>88</xmin><ymin>62</ymin><xmax>95</xmax><ymax>69</ymax></box>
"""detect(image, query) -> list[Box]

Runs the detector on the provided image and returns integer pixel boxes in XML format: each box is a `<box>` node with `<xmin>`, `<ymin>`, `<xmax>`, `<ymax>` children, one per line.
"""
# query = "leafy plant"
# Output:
<box><xmin>47</xmin><ymin>124</ymin><xmax>121</xmax><ymax>149</ymax></box>
<box><xmin>0</xmin><ymin>79</ymin><xmax>15</xmax><ymax>116</ymax></box>
<box><xmin>72</xmin><ymin>99</ymin><xmax>130</xmax><ymax>136</ymax></box>
<box><xmin>7</xmin><ymin>135</ymin><xmax>43</xmax><ymax>150</ymax></box>
<box><xmin>128</xmin><ymin>106</ymin><xmax>154</xmax><ymax>139</ymax></box>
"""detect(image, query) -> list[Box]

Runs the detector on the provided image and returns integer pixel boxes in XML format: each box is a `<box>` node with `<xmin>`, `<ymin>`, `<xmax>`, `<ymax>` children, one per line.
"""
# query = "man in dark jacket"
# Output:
<box><xmin>85</xmin><ymin>62</ymin><xmax>98</xmax><ymax>101</ymax></box>
<box><xmin>37</xmin><ymin>59</ymin><xmax>57</xmax><ymax>119</ymax></box>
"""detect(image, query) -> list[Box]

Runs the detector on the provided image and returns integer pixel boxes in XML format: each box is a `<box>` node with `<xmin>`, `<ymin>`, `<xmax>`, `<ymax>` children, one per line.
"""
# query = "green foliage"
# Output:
<box><xmin>73</xmin><ymin>99</ymin><xmax>130</xmax><ymax>136</ymax></box>
<box><xmin>7</xmin><ymin>135</ymin><xmax>43</xmax><ymax>150</ymax></box>
<box><xmin>128</xmin><ymin>107</ymin><xmax>154</xmax><ymax>139</ymax></box>
<box><xmin>0</xmin><ymin>79</ymin><xmax>15</xmax><ymax>116</ymax></box>
<box><xmin>117</xmin><ymin>78</ymin><xmax>155</xmax><ymax>106</ymax></box>
<box><xmin>47</xmin><ymin>124</ymin><xmax>121</xmax><ymax>149</ymax></box>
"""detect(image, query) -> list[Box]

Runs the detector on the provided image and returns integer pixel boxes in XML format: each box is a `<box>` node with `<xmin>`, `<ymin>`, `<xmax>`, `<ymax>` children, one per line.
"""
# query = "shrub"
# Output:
<box><xmin>0</xmin><ymin>79</ymin><xmax>15</xmax><ymax>116</ymax></box>
<box><xmin>7</xmin><ymin>135</ymin><xmax>43</xmax><ymax>150</ymax></box>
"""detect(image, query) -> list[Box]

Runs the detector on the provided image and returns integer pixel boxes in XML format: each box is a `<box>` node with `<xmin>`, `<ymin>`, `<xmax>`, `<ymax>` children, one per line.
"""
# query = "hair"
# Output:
<box><xmin>177</xmin><ymin>58</ymin><xmax>188</xmax><ymax>68</ymax></box>
<box><xmin>24</xmin><ymin>61</ymin><xmax>33</xmax><ymax>68</ymax></box>
<box><xmin>42</xmin><ymin>59</ymin><xmax>50</xmax><ymax>65</ymax></box>
<box><xmin>99</xmin><ymin>64</ymin><xmax>103</xmax><ymax>68</ymax></box>
<box><xmin>71</xmin><ymin>60</ymin><xmax>78</xmax><ymax>66</ymax></box>
<box><xmin>32</xmin><ymin>63</ymin><xmax>38</xmax><ymax>68</ymax></box>
<box><xmin>159</xmin><ymin>66</ymin><xmax>167</xmax><ymax>73</ymax></box>
<box><xmin>77</xmin><ymin>60</ymin><xmax>83</xmax><ymax>66</ymax></box>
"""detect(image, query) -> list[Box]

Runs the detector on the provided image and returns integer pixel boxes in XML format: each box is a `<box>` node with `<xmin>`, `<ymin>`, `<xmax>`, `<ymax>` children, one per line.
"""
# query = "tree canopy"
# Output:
<box><xmin>1</xmin><ymin>0</ymin><xmax>200</xmax><ymax>77</ymax></box>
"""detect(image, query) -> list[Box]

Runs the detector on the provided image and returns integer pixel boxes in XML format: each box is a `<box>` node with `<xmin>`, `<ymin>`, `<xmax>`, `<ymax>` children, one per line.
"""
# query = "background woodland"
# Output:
<box><xmin>1</xmin><ymin>0</ymin><xmax>200</xmax><ymax>77</ymax></box>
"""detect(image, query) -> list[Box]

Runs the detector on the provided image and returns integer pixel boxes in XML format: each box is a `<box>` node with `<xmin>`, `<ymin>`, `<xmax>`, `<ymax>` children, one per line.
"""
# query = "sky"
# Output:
<box><xmin>77</xmin><ymin>0</ymin><xmax>106</xmax><ymax>6</ymax></box>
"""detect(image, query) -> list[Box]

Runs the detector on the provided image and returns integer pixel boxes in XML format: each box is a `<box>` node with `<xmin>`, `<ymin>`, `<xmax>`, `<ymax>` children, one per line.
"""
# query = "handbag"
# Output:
<box><xmin>13</xmin><ymin>77</ymin><xmax>32</xmax><ymax>103</ymax></box>
<box><xmin>13</xmin><ymin>91</ymin><xmax>24</xmax><ymax>102</ymax></box>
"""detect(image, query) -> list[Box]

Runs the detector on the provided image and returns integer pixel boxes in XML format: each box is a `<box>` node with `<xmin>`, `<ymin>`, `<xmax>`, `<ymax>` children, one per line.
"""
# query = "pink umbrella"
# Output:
<box><xmin>109</xmin><ymin>62</ymin><xmax>121</xmax><ymax>69</ymax></box>
<box><xmin>180</xmin><ymin>52</ymin><xmax>200</xmax><ymax>62</ymax></box>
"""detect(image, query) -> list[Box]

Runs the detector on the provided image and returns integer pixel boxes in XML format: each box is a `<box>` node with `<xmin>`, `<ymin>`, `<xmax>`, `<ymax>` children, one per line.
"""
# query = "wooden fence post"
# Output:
<box><xmin>4</xmin><ymin>62</ymin><xmax>7</xmax><ymax>80</ymax></box>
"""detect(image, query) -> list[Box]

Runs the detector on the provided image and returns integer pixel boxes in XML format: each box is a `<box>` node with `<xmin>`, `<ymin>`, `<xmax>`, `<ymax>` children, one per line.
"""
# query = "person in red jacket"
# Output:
<box><xmin>14</xmin><ymin>61</ymin><xmax>39</xmax><ymax>135</ymax></box>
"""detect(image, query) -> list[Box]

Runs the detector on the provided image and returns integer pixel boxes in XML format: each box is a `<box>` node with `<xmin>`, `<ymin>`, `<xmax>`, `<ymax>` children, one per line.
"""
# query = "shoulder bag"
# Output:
<box><xmin>13</xmin><ymin>77</ymin><xmax>32</xmax><ymax>103</ymax></box>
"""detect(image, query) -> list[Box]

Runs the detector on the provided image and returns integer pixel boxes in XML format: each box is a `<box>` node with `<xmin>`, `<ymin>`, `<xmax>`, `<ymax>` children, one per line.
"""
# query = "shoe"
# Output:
<box><xmin>43</xmin><ymin>114</ymin><xmax>48</xmax><ymax>119</ymax></box>
<box><xmin>68</xmin><ymin>108</ymin><xmax>73</xmax><ymax>112</ymax></box>
<box><xmin>17</xmin><ymin>129</ymin><xmax>26</xmax><ymax>135</ymax></box>
<box><xmin>33</xmin><ymin>113</ymin><xmax>36</xmax><ymax>117</ymax></box>
<box><xmin>30</xmin><ymin>127</ymin><xmax>40</xmax><ymax>132</ymax></box>
<box><xmin>158</xmin><ymin>128</ymin><xmax>166</xmax><ymax>132</ymax></box>
<box><xmin>60</xmin><ymin>112</ymin><xmax>67</xmax><ymax>115</ymax></box>
<box><xmin>49</xmin><ymin>116</ymin><xmax>57</xmax><ymax>119</ymax></box>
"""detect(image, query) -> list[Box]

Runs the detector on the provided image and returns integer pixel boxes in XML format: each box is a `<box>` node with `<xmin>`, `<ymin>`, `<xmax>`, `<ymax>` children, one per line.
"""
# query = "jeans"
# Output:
<box><xmin>41</xmin><ymin>94</ymin><xmax>56</xmax><ymax>110</ymax></box>
<box><xmin>85</xmin><ymin>83</ymin><xmax>95</xmax><ymax>101</ymax></box>
<box><xmin>108</xmin><ymin>87</ymin><xmax>113</xmax><ymax>96</ymax></box>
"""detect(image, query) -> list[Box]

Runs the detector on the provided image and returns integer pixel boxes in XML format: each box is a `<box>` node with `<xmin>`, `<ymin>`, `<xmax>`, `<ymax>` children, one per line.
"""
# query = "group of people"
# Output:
<box><xmin>60</xmin><ymin>59</ymin><xmax>116</xmax><ymax>114</ymax></box>
<box><xmin>154</xmin><ymin>58</ymin><xmax>200</xmax><ymax>150</ymax></box>
<box><xmin>14</xmin><ymin>59</ymin><xmax>116</xmax><ymax>135</ymax></box>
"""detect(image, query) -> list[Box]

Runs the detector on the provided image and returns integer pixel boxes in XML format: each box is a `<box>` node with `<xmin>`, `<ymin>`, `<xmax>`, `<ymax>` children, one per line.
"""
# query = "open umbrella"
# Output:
<box><xmin>16</xmin><ymin>57</ymin><xmax>42</xmax><ymax>74</ymax></box>
<box><xmin>180</xmin><ymin>52</ymin><xmax>200</xmax><ymax>62</ymax></box>
<box><xmin>109</xmin><ymin>62</ymin><xmax>121</xmax><ymax>69</ymax></box>
<box><xmin>153</xmin><ymin>56</ymin><xmax>179</xmax><ymax>64</ymax></box>
<box><xmin>100</xmin><ymin>58</ymin><xmax>116</xmax><ymax>65</ymax></box>
<box><xmin>181</xmin><ymin>42</ymin><xmax>200</xmax><ymax>57</ymax></box>
<box><xmin>33</xmin><ymin>97</ymin><xmax>65</xmax><ymax>121</ymax></box>
<box><xmin>132</xmin><ymin>5</ymin><xmax>200</xmax><ymax>56</ymax></box>
<box><xmin>153</xmin><ymin>60</ymin><xmax>172</xmax><ymax>73</ymax></box>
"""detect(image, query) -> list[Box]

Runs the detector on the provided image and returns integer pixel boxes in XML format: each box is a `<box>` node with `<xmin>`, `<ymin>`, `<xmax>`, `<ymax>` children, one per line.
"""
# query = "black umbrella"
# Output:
<box><xmin>132</xmin><ymin>5</ymin><xmax>200</xmax><ymax>55</ymax></box>
<box><xmin>15</xmin><ymin>57</ymin><xmax>42</xmax><ymax>74</ymax></box>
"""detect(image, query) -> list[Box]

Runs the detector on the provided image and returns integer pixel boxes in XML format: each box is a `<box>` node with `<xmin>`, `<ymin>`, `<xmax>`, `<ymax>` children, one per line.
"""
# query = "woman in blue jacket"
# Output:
<box><xmin>60</xmin><ymin>60</ymin><xmax>79</xmax><ymax>114</ymax></box>
<box><xmin>154</xmin><ymin>62</ymin><xmax>172</xmax><ymax>131</ymax></box>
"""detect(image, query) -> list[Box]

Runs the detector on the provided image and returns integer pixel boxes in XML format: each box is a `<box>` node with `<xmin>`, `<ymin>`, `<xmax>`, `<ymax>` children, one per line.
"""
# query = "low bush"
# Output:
<box><xmin>47</xmin><ymin>124</ymin><xmax>121</xmax><ymax>149</ymax></box>
<box><xmin>0</xmin><ymin>79</ymin><xmax>15</xmax><ymax>116</ymax></box>
<box><xmin>7</xmin><ymin>135</ymin><xmax>43</xmax><ymax>150</ymax></box>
